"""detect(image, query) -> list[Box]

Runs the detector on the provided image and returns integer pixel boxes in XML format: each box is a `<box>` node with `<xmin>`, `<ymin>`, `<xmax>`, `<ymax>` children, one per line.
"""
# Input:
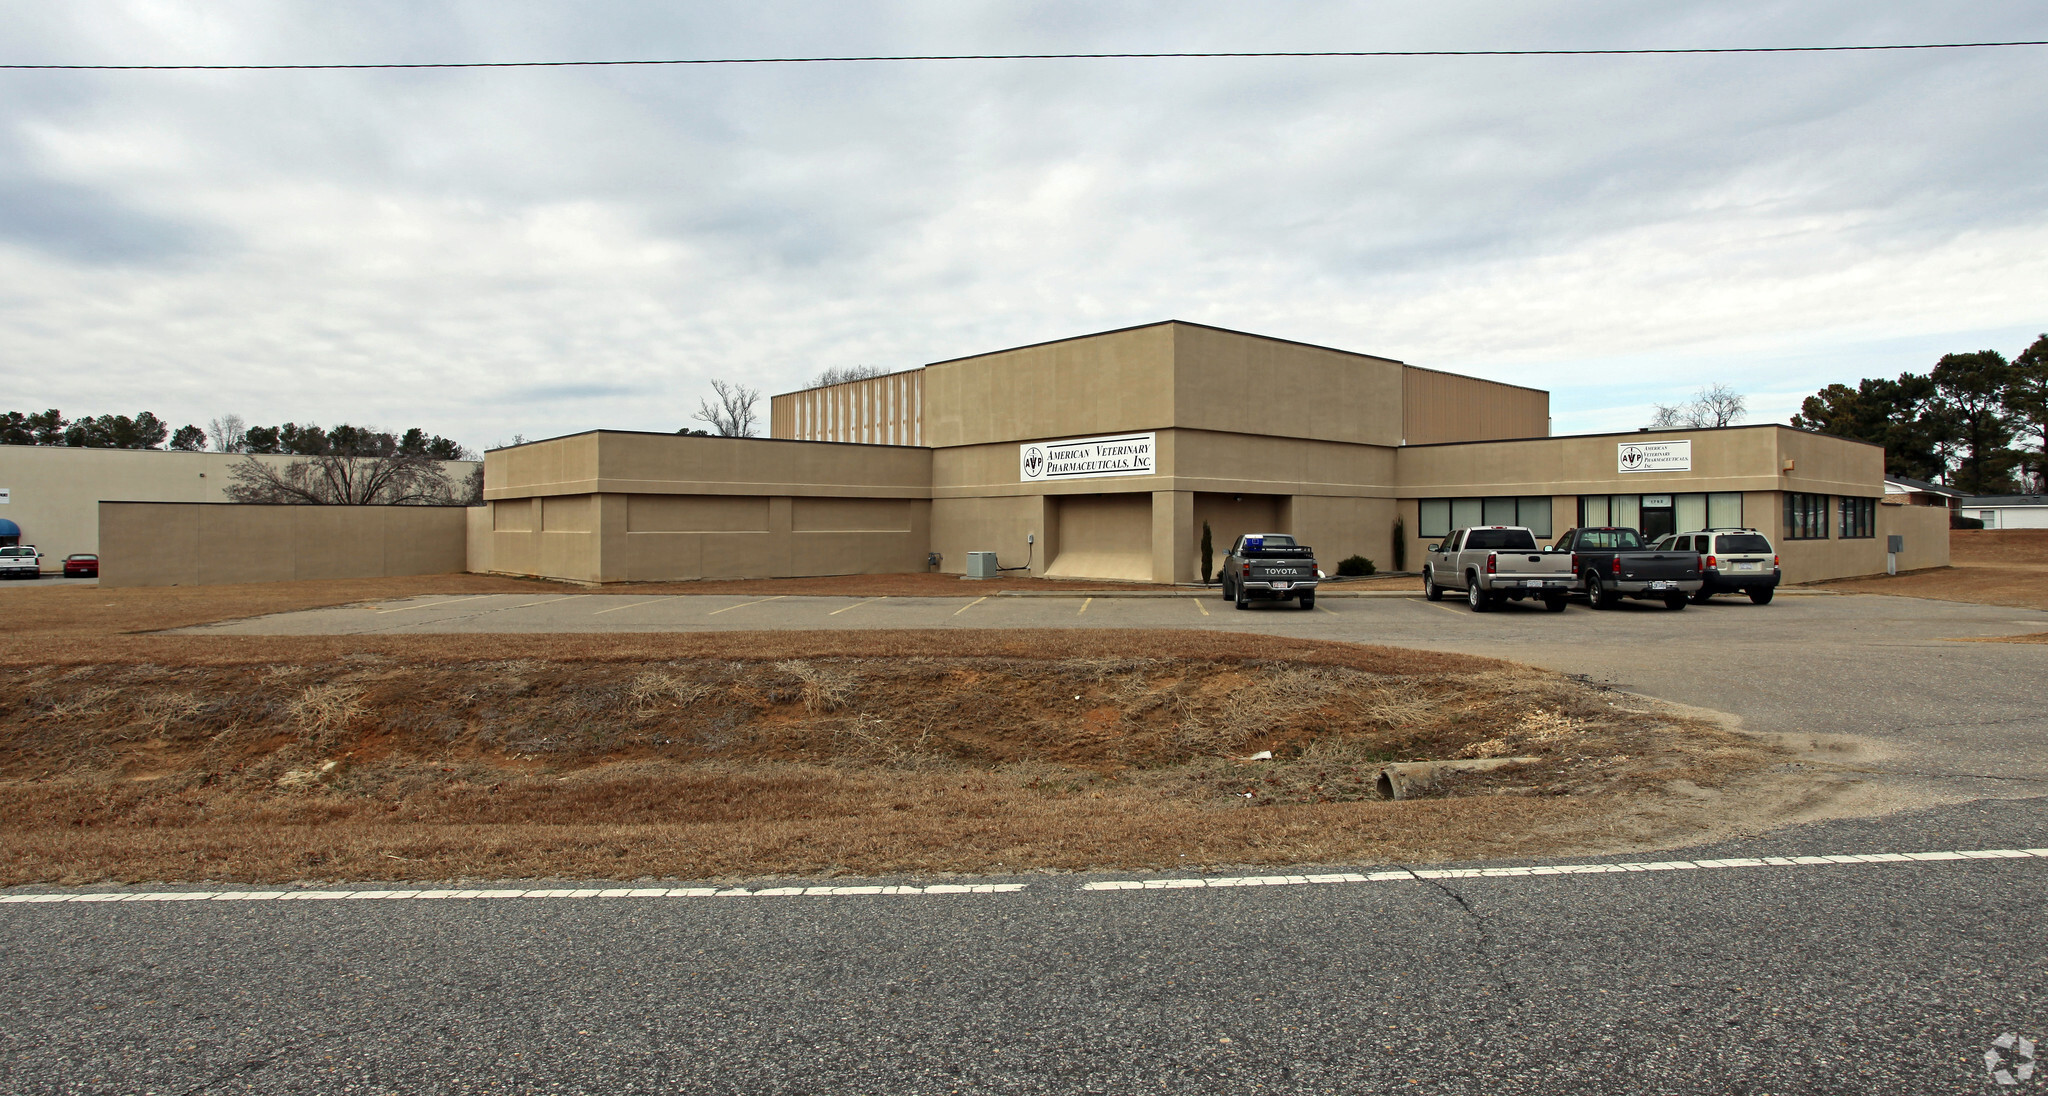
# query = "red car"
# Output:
<box><xmin>62</xmin><ymin>553</ymin><xmax>98</xmax><ymax>578</ymax></box>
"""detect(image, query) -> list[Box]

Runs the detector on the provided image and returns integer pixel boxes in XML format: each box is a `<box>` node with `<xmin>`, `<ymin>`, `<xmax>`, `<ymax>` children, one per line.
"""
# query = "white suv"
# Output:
<box><xmin>0</xmin><ymin>545</ymin><xmax>42</xmax><ymax>580</ymax></box>
<box><xmin>1652</xmin><ymin>529</ymin><xmax>1778</xmax><ymax>604</ymax></box>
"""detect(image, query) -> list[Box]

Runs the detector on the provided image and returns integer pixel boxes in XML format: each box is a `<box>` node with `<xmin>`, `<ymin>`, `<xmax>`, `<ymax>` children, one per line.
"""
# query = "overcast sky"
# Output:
<box><xmin>2</xmin><ymin>1</ymin><xmax>2043</xmax><ymax>450</ymax></box>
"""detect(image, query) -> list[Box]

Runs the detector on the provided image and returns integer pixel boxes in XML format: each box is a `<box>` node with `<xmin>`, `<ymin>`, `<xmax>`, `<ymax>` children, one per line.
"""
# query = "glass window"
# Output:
<box><xmin>1716</xmin><ymin>534</ymin><xmax>1772</xmax><ymax>553</ymax></box>
<box><xmin>1451</xmin><ymin>498</ymin><xmax>1483</xmax><ymax>529</ymax></box>
<box><xmin>1613</xmin><ymin>494</ymin><xmax>1641</xmax><ymax>531</ymax></box>
<box><xmin>1482</xmin><ymin>497</ymin><xmax>1517</xmax><ymax>526</ymax></box>
<box><xmin>1517</xmin><ymin>497</ymin><xmax>1553</xmax><ymax>537</ymax></box>
<box><xmin>1466</xmin><ymin>528</ymin><xmax>1539</xmax><ymax>551</ymax></box>
<box><xmin>1578</xmin><ymin>529</ymin><xmax>1646</xmax><ymax>550</ymax></box>
<box><xmin>1419</xmin><ymin>499</ymin><xmax>1451</xmax><ymax>538</ymax></box>
<box><xmin>1580</xmin><ymin>495</ymin><xmax>1610</xmax><ymax>526</ymax></box>
<box><xmin>1783</xmin><ymin>493</ymin><xmax>1829</xmax><ymax>540</ymax></box>
<box><xmin>1708</xmin><ymin>492</ymin><xmax>1743</xmax><ymax>529</ymax></box>
<box><xmin>1838</xmin><ymin>497</ymin><xmax>1876</xmax><ymax>539</ymax></box>
<box><xmin>1675</xmin><ymin>493</ymin><xmax>1708</xmax><ymax>534</ymax></box>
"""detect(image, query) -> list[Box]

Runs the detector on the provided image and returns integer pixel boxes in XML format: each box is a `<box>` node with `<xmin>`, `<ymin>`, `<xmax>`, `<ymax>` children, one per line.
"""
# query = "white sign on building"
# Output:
<box><xmin>0</xmin><ymin>487</ymin><xmax>10</xmax><ymax>504</ymax></box>
<box><xmin>1019</xmin><ymin>432</ymin><xmax>1156</xmax><ymax>482</ymax></box>
<box><xmin>1617</xmin><ymin>440</ymin><xmax>1691</xmax><ymax>474</ymax></box>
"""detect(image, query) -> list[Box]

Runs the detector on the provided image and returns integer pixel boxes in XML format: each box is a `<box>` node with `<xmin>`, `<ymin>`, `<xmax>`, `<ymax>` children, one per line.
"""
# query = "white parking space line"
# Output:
<box><xmin>592</xmin><ymin>597</ymin><xmax>674</xmax><ymax>616</ymax></box>
<box><xmin>1190</xmin><ymin>597</ymin><xmax>1209</xmax><ymax>617</ymax></box>
<box><xmin>1079</xmin><ymin>847</ymin><xmax>2048</xmax><ymax>891</ymax></box>
<box><xmin>0</xmin><ymin>883</ymin><xmax>1030</xmax><ymax>905</ymax></box>
<box><xmin>514</xmin><ymin>596</ymin><xmax>578</xmax><ymax>609</ymax></box>
<box><xmin>374</xmin><ymin>595</ymin><xmax>494</xmax><ymax>615</ymax></box>
<box><xmin>1317</xmin><ymin>604</ymin><xmax>1337</xmax><ymax>615</ymax></box>
<box><xmin>955</xmin><ymin>596</ymin><xmax>988</xmax><ymax>616</ymax></box>
<box><xmin>707</xmin><ymin>595</ymin><xmax>786</xmax><ymax>616</ymax></box>
<box><xmin>827</xmin><ymin>596</ymin><xmax>886</xmax><ymax>616</ymax></box>
<box><xmin>1078</xmin><ymin>597</ymin><xmax>1092</xmax><ymax>615</ymax></box>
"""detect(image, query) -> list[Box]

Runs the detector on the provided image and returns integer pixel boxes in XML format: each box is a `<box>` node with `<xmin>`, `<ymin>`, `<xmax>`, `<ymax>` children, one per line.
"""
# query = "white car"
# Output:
<box><xmin>1652</xmin><ymin>529</ymin><xmax>1779</xmax><ymax>604</ymax></box>
<box><xmin>0</xmin><ymin>545</ymin><xmax>42</xmax><ymax>580</ymax></box>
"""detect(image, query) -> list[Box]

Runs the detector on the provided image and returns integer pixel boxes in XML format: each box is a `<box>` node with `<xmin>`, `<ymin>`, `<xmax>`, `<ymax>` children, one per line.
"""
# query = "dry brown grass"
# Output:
<box><xmin>0</xmin><ymin>635</ymin><xmax>1768</xmax><ymax>885</ymax></box>
<box><xmin>1808</xmin><ymin>529</ymin><xmax>2048</xmax><ymax>611</ymax></box>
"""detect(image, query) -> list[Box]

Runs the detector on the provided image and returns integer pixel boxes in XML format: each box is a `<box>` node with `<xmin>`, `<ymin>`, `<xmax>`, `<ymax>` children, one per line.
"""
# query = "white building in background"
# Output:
<box><xmin>1959</xmin><ymin>495</ymin><xmax>2048</xmax><ymax>529</ymax></box>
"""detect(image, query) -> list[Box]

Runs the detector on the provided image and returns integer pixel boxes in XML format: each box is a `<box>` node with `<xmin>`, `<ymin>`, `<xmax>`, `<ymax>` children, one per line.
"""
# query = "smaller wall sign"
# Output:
<box><xmin>1020</xmin><ymin>432</ymin><xmax>1156</xmax><ymax>482</ymax></box>
<box><xmin>1618</xmin><ymin>440</ymin><xmax>1691</xmax><ymax>474</ymax></box>
<box><xmin>1642</xmin><ymin>495</ymin><xmax>1673</xmax><ymax>508</ymax></box>
<box><xmin>0</xmin><ymin>487</ymin><xmax>10</xmax><ymax>504</ymax></box>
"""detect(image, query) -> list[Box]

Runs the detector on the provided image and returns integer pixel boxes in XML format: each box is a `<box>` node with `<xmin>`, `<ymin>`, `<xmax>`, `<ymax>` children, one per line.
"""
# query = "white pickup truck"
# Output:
<box><xmin>0</xmin><ymin>545</ymin><xmax>42</xmax><ymax>580</ymax></box>
<box><xmin>1422</xmin><ymin>526</ymin><xmax>1576</xmax><ymax>612</ymax></box>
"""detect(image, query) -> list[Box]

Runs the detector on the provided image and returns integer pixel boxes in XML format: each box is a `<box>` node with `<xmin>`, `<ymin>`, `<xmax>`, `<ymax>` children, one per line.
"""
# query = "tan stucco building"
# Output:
<box><xmin>475</xmin><ymin>321</ymin><xmax>1945</xmax><ymax>587</ymax></box>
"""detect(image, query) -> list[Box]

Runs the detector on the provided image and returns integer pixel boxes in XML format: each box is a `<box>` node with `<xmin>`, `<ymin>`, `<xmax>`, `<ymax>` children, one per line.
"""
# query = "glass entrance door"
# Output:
<box><xmin>1640</xmin><ymin>506</ymin><xmax>1675</xmax><ymax>542</ymax></box>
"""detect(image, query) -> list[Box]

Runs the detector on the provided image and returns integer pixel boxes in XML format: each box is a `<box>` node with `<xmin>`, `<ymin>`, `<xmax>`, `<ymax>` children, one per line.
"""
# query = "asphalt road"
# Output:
<box><xmin>4</xmin><ymin>801</ymin><xmax>2046</xmax><ymax>1094</ymax></box>
<box><xmin>5</xmin><ymin>589</ymin><xmax>2039</xmax><ymax>1093</ymax></box>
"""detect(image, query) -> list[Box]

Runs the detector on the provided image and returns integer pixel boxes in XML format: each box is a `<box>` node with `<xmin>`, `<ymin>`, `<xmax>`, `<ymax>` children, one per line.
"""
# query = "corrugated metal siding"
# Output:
<box><xmin>770</xmin><ymin>369</ymin><xmax>925</xmax><ymax>446</ymax></box>
<box><xmin>1401</xmin><ymin>367</ymin><xmax>1550</xmax><ymax>445</ymax></box>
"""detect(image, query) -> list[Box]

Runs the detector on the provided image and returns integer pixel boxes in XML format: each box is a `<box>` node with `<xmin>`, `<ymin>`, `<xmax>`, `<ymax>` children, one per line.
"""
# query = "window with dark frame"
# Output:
<box><xmin>1783</xmin><ymin>492</ymin><xmax>1829</xmax><ymax>540</ymax></box>
<box><xmin>1838</xmin><ymin>496</ymin><xmax>1876</xmax><ymax>539</ymax></box>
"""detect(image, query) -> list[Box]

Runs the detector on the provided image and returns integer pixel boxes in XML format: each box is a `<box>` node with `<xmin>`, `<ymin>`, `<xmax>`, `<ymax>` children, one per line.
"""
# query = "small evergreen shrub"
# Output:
<box><xmin>1336</xmin><ymin>554</ymin><xmax>1376</xmax><ymax>577</ymax></box>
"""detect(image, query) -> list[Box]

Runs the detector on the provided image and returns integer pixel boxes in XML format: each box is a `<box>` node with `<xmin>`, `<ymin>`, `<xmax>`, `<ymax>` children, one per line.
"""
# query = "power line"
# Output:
<box><xmin>2</xmin><ymin>40</ymin><xmax>2045</xmax><ymax>71</ymax></box>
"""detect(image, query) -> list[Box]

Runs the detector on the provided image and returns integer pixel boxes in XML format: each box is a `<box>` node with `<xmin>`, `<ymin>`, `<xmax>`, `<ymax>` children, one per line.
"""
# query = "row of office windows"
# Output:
<box><xmin>1420</xmin><ymin>493</ymin><xmax>1881</xmax><ymax>542</ymax></box>
<box><xmin>1785</xmin><ymin>493</ymin><xmax>1877</xmax><ymax>540</ymax></box>
<box><xmin>1418</xmin><ymin>493</ymin><xmax>1742</xmax><ymax>543</ymax></box>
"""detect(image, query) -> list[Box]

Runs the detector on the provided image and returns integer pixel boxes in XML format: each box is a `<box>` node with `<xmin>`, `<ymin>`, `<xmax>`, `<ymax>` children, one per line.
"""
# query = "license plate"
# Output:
<box><xmin>1649</xmin><ymin>581</ymin><xmax>1671</xmax><ymax>590</ymax></box>
<box><xmin>1272</xmin><ymin>581</ymin><xmax>1290</xmax><ymax>590</ymax></box>
<box><xmin>1735</xmin><ymin>562</ymin><xmax>1760</xmax><ymax>572</ymax></box>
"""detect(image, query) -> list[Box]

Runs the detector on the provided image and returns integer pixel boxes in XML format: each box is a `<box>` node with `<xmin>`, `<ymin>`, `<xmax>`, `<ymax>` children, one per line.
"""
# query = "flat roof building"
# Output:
<box><xmin>478</xmin><ymin>321</ymin><xmax>1947</xmax><ymax>586</ymax></box>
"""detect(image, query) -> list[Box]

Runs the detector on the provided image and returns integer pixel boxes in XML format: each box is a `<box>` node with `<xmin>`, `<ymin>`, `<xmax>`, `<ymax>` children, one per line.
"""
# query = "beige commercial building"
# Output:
<box><xmin>475</xmin><ymin>321</ymin><xmax>1942</xmax><ymax>587</ymax></box>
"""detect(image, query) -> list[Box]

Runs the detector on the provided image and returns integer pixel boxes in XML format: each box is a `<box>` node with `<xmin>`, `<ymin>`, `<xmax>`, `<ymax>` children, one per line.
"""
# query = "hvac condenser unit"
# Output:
<box><xmin>965</xmin><ymin>551</ymin><xmax>999</xmax><ymax>579</ymax></box>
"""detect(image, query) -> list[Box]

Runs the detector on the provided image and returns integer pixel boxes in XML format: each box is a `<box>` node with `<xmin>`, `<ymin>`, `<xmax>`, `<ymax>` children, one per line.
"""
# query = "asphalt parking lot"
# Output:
<box><xmin>185</xmin><ymin>587</ymin><xmax>2048</xmax><ymax>796</ymax></box>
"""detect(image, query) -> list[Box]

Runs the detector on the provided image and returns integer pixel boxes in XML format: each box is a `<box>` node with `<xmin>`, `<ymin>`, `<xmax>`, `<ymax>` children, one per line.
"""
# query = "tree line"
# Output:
<box><xmin>1790</xmin><ymin>334</ymin><xmax>2048</xmax><ymax>494</ymax></box>
<box><xmin>1</xmin><ymin>409</ymin><xmax>472</xmax><ymax>462</ymax></box>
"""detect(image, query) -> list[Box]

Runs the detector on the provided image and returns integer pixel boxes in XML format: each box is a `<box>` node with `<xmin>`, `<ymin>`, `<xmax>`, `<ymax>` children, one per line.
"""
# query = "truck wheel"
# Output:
<box><xmin>1423</xmin><ymin>569</ymin><xmax>1443</xmax><ymax>601</ymax></box>
<box><xmin>1690</xmin><ymin>588</ymin><xmax>1713</xmax><ymax>604</ymax></box>
<box><xmin>1234</xmin><ymin>582</ymin><xmax>1249</xmax><ymax>610</ymax></box>
<box><xmin>1221</xmin><ymin>576</ymin><xmax>1233</xmax><ymax>602</ymax></box>
<box><xmin>1298</xmin><ymin>592</ymin><xmax>1316</xmax><ymax>610</ymax></box>
<box><xmin>1587</xmin><ymin>573</ymin><xmax>1617</xmax><ymax>610</ymax></box>
<box><xmin>1466</xmin><ymin>578</ymin><xmax>1489</xmax><ymax>612</ymax></box>
<box><xmin>1543</xmin><ymin>593</ymin><xmax>1567</xmax><ymax>612</ymax></box>
<box><xmin>1664</xmin><ymin>593</ymin><xmax>1688</xmax><ymax>611</ymax></box>
<box><xmin>1749</xmin><ymin>588</ymin><xmax>1775</xmax><ymax>605</ymax></box>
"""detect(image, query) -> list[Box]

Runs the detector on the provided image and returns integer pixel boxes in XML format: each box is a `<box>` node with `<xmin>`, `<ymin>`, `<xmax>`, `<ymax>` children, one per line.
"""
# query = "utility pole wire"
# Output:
<box><xmin>2</xmin><ymin>40</ymin><xmax>2045</xmax><ymax>71</ymax></box>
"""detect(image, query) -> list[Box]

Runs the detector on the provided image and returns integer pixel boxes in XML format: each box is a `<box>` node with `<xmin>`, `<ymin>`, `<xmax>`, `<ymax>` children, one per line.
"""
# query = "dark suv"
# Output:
<box><xmin>1653</xmin><ymin>529</ymin><xmax>1780</xmax><ymax>604</ymax></box>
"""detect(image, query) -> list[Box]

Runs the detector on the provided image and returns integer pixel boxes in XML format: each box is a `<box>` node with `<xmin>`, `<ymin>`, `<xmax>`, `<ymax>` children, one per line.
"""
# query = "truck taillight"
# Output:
<box><xmin>1486</xmin><ymin>552</ymin><xmax>1496</xmax><ymax>575</ymax></box>
<box><xmin>1242</xmin><ymin>563</ymin><xmax>1251</xmax><ymax>576</ymax></box>
<box><xmin>1610</xmin><ymin>556</ymin><xmax>1621</xmax><ymax>574</ymax></box>
<box><xmin>1570</xmin><ymin>552</ymin><xmax>1577</xmax><ymax>572</ymax></box>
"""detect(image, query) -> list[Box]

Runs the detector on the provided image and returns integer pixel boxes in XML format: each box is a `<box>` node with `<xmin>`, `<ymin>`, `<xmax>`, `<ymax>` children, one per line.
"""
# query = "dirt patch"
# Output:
<box><xmin>1806</xmin><ymin>530</ymin><xmax>2048</xmax><ymax>611</ymax></box>
<box><xmin>1950</xmin><ymin>529</ymin><xmax>2048</xmax><ymax>566</ymax></box>
<box><xmin>0</xmin><ymin>634</ymin><xmax>1776</xmax><ymax>885</ymax></box>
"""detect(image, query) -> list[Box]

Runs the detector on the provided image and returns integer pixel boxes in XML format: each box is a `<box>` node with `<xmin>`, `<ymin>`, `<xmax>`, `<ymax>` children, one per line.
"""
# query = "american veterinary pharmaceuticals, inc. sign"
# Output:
<box><xmin>1019</xmin><ymin>433</ymin><xmax>1157</xmax><ymax>482</ymax></box>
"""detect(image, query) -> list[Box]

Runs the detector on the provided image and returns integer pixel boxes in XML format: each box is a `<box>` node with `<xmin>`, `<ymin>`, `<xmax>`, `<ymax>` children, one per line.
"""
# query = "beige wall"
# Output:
<box><xmin>1168</xmin><ymin>323</ymin><xmax>1407</xmax><ymax>447</ymax></box>
<box><xmin>1402</xmin><ymin>366</ymin><xmax>1550</xmax><ymax>446</ymax></box>
<box><xmin>0</xmin><ymin>445</ymin><xmax>476</xmax><ymax>571</ymax></box>
<box><xmin>922</xmin><ymin>323</ymin><xmax>1178</xmax><ymax>449</ymax></box>
<box><xmin>99</xmin><ymin>502</ymin><xmax>470</xmax><ymax>588</ymax></box>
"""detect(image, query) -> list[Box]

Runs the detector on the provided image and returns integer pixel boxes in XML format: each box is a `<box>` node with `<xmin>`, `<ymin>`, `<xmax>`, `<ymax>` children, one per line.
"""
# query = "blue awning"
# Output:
<box><xmin>0</xmin><ymin>518</ymin><xmax>19</xmax><ymax>537</ymax></box>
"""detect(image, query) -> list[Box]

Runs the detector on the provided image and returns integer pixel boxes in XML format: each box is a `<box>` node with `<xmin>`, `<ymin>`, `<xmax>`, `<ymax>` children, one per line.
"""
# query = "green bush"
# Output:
<box><xmin>1336</xmin><ymin>554</ymin><xmax>1375</xmax><ymax>577</ymax></box>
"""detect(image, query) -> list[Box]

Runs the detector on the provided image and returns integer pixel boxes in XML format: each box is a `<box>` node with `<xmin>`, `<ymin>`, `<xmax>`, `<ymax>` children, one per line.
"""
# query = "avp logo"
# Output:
<box><xmin>1022</xmin><ymin>447</ymin><xmax>1045</xmax><ymax>478</ymax></box>
<box><xmin>1987</xmin><ymin>1033</ymin><xmax>2038</xmax><ymax>1086</ymax></box>
<box><xmin>1619</xmin><ymin>445</ymin><xmax>1646</xmax><ymax>471</ymax></box>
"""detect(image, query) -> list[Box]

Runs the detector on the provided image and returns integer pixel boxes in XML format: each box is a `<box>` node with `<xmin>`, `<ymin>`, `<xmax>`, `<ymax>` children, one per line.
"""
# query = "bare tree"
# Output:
<box><xmin>811</xmin><ymin>364</ymin><xmax>888</xmax><ymax>387</ymax></box>
<box><xmin>1649</xmin><ymin>384</ymin><xmax>1748</xmax><ymax>429</ymax></box>
<box><xmin>207</xmin><ymin>413</ymin><xmax>247</xmax><ymax>453</ymax></box>
<box><xmin>225</xmin><ymin>452</ymin><xmax>460</xmax><ymax>505</ymax></box>
<box><xmin>693</xmin><ymin>379</ymin><xmax>761</xmax><ymax>437</ymax></box>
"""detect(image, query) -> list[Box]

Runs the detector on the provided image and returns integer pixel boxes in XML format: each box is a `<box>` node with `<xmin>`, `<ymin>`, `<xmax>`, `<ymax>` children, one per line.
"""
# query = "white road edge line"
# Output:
<box><xmin>1078</xmin><ymin>848</ymin><xmax>2048</xmax><ymax>890</ymax></box>
<box><xmin>374</xmin><ymin>594</ymin><xmax>495</xmax><ymax>615</ymax></box>
<box><xmin>0</xmin><ymin>883</ymin><xmax>1029</xmax><ymax>904</ymax></box>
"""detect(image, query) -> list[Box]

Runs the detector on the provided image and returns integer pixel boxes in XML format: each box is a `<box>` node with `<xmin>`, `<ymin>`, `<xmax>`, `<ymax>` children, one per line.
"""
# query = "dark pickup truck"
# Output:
<box><xmin>1220</xmin><ymin>533</ymin><xmax>1319</xmax><ymax>610</ymax></box>
<box><xmin>1552</xmin><ymin>526</ymin><xmax>1702</xmax><ymax>611</ymax></box>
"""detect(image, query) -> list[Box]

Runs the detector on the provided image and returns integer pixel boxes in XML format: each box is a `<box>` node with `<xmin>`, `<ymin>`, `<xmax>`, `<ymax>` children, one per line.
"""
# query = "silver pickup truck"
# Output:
<box><xmin>1422</xmin><ymin>526</ymin><xmax>1576</xmax><ymax>612</ymax></box>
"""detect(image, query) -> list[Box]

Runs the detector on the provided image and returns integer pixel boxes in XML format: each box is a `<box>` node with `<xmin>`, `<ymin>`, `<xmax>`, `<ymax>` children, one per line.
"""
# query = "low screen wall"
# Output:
<box><xmin>100</xmin><ymin>502</ymin><xmax>471</xmax><ymax>588</ymax></box>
